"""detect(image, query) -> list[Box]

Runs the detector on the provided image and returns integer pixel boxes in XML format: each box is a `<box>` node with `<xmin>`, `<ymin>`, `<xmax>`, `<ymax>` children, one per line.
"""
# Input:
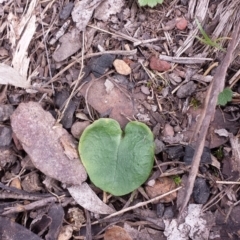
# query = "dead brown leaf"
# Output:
<box><xmin>145</xmin><ymin>177</ymin><xmax>177</xmax><ymax>203</ymax></box>
<box><xmin>11</xmin><ymin>102</ymin><xmax>87</xmax><ymax>185</ymax></box>
<box><xmin>52</xmin><ymin>28</ymin><xmax>82</xmax><ymax>62</ymax></box>
<box><xmin>68</xmin><ymin>183</ymin><xmax>115</xmax><ymax>214</ymax></box>
<box><xmin>10</xmin><ymin>102</ymin><xmax>115</xmax><ymax>214</ymax></box>
<box><xmin>104</xmin><ymin>225</ymin><xmax>132</xmax><ymax>240</ymax></box>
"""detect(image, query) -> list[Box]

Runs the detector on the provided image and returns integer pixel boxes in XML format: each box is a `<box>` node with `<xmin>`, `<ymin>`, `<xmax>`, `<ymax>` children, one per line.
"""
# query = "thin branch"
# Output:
<box><xmin>57</xmin><ymin>32</ymin><xmax>85</xmax><ymax>124</ymax></box>
<box><xmin>179</xmin><ymin>22</ymin><xmax>240</xmax><ymax>216</ymax></box>
<box><xmin>2</xmin><ymin>197</ymin><xmax>57</xmax><ymax>215</ymax></box>
<box><xmin>90</xmin><ymin>187</ymin><xmax>182</xmax><ymax>225</ymax></box>
<box><xmin>43</xmin><ymin>49</ymin><xmax>137</xmax><ymax>87</ymax></box>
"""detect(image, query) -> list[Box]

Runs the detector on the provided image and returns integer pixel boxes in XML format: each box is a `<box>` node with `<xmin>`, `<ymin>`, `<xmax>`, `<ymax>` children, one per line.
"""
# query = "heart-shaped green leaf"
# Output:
<box><xmin>138</xmin><ymin>0</ymin><xmax>164</xmax><ymax>7</ymax></box>
<box><xmin>79</xmin><ymin>118</ymin><xmax>154</xmax><ymax>196</ymax></box>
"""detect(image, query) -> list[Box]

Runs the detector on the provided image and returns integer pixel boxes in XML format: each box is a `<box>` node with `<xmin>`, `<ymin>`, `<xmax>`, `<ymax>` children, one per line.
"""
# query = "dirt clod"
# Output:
<box><xmin>149</xmin><ymin>56</ymin><xmax>171</xmax><ymax>72</ymax></box>
<box><xmin>176</xmin><ymin>17</ymin><xmax>188</xmax><ymax>30</ymax></box>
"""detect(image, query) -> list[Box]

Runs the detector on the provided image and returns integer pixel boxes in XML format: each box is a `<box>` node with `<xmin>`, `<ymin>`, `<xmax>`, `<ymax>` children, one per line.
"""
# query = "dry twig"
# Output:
<box><xmin>90</xmin><ymin>186</ymin><xmax>182</xmax><ymax>226</ymax></box>
<box><xmin>179</xmin><ymin>21</ymin><xmax>240</xmax><ymax>216</ymax></box>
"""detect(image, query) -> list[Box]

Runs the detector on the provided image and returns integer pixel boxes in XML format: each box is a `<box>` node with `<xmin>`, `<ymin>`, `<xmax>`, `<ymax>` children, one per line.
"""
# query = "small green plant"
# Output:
<box><xmin>146</xmin><ymin>81</ymin><xmax>152</xmax><ymax>88</ymax></box>
<box><xmin>213</xmin><ymin>147</ymin><xmax>224</xmax><ymax>160</ymax></box>
<box><xmin>172</xmin><ymin>175</ymin><xmax>181</xmax><ymax>186</ymax></box>
<box><xmin>79</xmin><ymin>118</ymin><xmax>155</xmax><ymax>196</ymax></box>
<box><xmin>138</xmin><ymin>0</ymin><xmax>164</xmax><ymax>7</ymax></box>
<box><xmin>195</xmin><ymin>19</ymin><xmax>227</xmax><ymax>51</ymax></box>
<box><xmin>190</xmin><ymin>97</ymin><xmax>201</xmax><ymax>109</ymax></box>
<box><xmin>217</xmin><ymin>88</ymin><xmax>233</xmax><ymax>106</ymax></box>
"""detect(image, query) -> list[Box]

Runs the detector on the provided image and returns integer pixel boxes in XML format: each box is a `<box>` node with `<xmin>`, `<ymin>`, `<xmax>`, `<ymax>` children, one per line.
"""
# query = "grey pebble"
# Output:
<box><xmin>0</xmin><ymin>104</ymin><xmax>14</xmax><ymax>121</ymax></box>
<box><xmin>0</xmin><ymin>126</ymin><xmax>12</xmax><ymax>147</ymax></box>
<box><xmin>156</xmin><ymin>203</ymin><xmax>165</xmax><ymax>218</ymax></box>
<box><xmin>154</xmin><ymin>139</ymin><xmax>165</xmax><ymax>154</ymax></box>
<box><xmin>60</xmin><ymin>2</ymin><xmax>74</xmax><ymax>20</ymax></box>
<box><xmin>193</xmin><ymin>178</ymin><xmax>210</xmax><ymax>204</ymax></box>
<box><xmin>176</xmin><ymin>81</ymin><xmax>197</xmax><ymax>98</ymax></box>
<box><xmin>163</xmin><ymin>206</ymin><xmax>174</xmax><ymax>219</ymax></box>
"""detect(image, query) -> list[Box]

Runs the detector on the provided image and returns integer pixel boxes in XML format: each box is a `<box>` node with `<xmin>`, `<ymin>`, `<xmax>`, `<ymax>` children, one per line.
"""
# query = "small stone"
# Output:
<box><xmin>156</xmin><ymin>203</ymin><xmax>165</xmax><ymax>218</ymax></box>
<box><xmin>0</xmin><ymin>126</ymin><xmax>12</xmax><ymax>147</ymax></box>
<box><xmin>169</xmin><ymin>72</ymin><xmax>182</xmax><ymax>85</ymax></box>
<box><xmin>0</xmin><ymin>104</ymin><xmax>14</xmax><ymax>121</ymax></box>
<box><xmin>55</xmin><ymin>90</ymin><xmax>77</xmax><ymax>129</ymax></box>
<box><xmin>153</xmin><ymin>123</ymin><xmax>161</xmax><ymax>137</ymax></box>
<box><xmin>163</xmin><ymin>206</ymin><xmax>174</xmax><ymax>219</ymax></box>
<box><xmin>184</xmin><ymin>145</ymin><xmax>212</xmax><ymax>165</ymax></box>
<box><xmin>10</xmin><ymin>178</ymin><xmax>22</xmax><ymax>189</ymax></box>
<box><xmin>176</xmin><ymin>17</ymin><xmax>188</xmax><ymax>30</ymax></box>
<box><xmin>176</xmin><ymin>81</ymin><xmax>197</xmax><ymax>98</ymax></box>
<box><xmin>0</xmin><ymin>147</ymin><xmax>17</xmax><ymax>170</ymax></box>
<box><xmin>8</xmin><ymin>93</ymin><xmax>21</xmax><ymax>105</ymax></box>
<box><xmin>141</xmin><ymin>85</ymin><xmax>150</xmax><ymax>95</ymax></box>
<box><xmin>154</xmin><ymin>139</ymin><xmax>165</xmax><ymax>154</ymax></box>
<box><xmin>174</xmin><ymin>125</ymin><xmax>182</xmax><ymax>133</ymax></box>
<box><xmin>181</xmin><ymin>0</ymin><xmax>189</xmax><ymax>5</ymax></box>
<box><xmin>71</xmin><ymin>121</ymin><xmax>90</xmax><ymax>139</ymax></box>
<box><xmin>113</xmin><ymin>59</ymin><xmax>131</xmax><ymax>75</ymax></box>
<box><xmin>147</xmin><ymin>179</ymin><xmax>156</xmax><ymax>187</ymax></box>
<box><xmin>193</xmin><ymin>178</ymin><xmax>210</xmax><ymax>204</ymax></box>
<box><xmin>91</xmin><ymin>54</ymin><xmax>115</xmax><ymax>77</ymax></box>
<box><xmin>151</xmin><ymin>105</ymin><xmax>157</xmax><ymax>112</ymax></box>
<box><xmin>60</xmin><ymin>2</ymin><xmax>74</xmax><ymax>20</ymax></box>
<box><xmin>104</xmin><ymin>79</ymin><xmax>114</xmax><ymax>94</ymax></box>
<box><xmin>149</xmin><ymin>56</ymin><xmax>171</xmax><ymax>72</ymax></box>
<box><xmin>166</xmin><ymin>146</ymin><xmax>184</xmax><ymax>159</ymax></box>
<box><xmin>138</xmin><ymin>14</ymin><xmax>146</xmax><ymax>22</ymax></box>
<box><xmin>163</xmin><ymin>123</ymin><xmax>174</xmax><ymax>137</ymax></box>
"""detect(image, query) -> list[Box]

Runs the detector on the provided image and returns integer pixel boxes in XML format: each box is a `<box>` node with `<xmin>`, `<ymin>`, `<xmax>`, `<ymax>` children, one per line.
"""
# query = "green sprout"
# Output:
<box><xmin>138</xmin><ymin>0</ymin><xmax>164</xmax><ymax>7</ymax></box>
<box><xmin>172</xmin><ymin>175</ymin><xmax>181</xmax><ymax>186</ymax></box>
<box><xmin>217</xmin><ymin>88</ymin><xmax>233</xmax><ymax>106</ymax></box>
<box><xmin>213</xmin><ymin>147</ymin><xmax>224</xmax><ymax>160</ymax></box>
<box><xmin>190</xmin><ymin>97</ymin><xmax>201</xmax><ymax>109</ymax></box>
<box><xmin>195</xmin><ymin>19</ymin><xmax>229</xmax><ymax>52</ymax></box>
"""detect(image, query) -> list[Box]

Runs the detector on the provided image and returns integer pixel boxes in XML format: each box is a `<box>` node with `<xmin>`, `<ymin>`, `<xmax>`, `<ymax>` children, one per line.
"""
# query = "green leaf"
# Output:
<box><xmin>138</xmin><ymin>0</ymin><xmax>164</xmax><ymax>7</ymax></box>
<box><xmin>79</xmin><ymin>118</ymin><xmax>155</xmax><ymax>196</ymax></box>
<box><xmin>195</xmin><ymin>19</ymin><xmax>225</xmax><ymax>51</ymax></box>
<box><xmin>217</xmin><ymin>88</ymin><xmax>233</xmax><ymax>106</ymax></box>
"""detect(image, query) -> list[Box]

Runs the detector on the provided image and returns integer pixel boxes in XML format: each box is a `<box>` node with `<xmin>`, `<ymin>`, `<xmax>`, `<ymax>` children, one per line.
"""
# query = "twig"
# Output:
<box><xmin>229</xmin><ymin>68</ymin><xmax>240</xmax><ymax>88</ymax></box>
<box><xmin>90</xmin><ymin>187</ymin><xmax>181</xmax><ymax>225</ymax></box>
<box><xmin>2</xmin><ymin>196</ymin><xmax>57</xmax><ymax>215</ymax></box>
<box><xmin>39</xmin><ymin>2</ymin><xmax>54</xmax><ymax>97</ymax></box>
<box><xmin>179</xmin><ymin>22</ymin><xmax>240</xmax><ymax>215</ymax></box>
<box><xmin>88</xmin><ymin>24</ymin><xmax>165</xmax><ymax>47</ymax></box>
<box><xmin>203</xmin><ymin>62</ymin><xmax>218</xmax><ymax>76</ymax></box>
<box><xmin>85</xmin><ymin>209</ymin><xmax>92</xmax><ymax>240</ymax></box>
<box><xmin>216</xmin><ymin>181</ymin><xmax>240</xmax><ymax>184</ymax></box>
<box><xmin>57</xmin><ymin>32</ymin><xmax>85</xmax><ymax>124</ymax></box>
<box><xmin>43</xmin><ymin>49</ymin><xmax>137</xmax><ymax>87</ymax></box>
<box><xmin>0</xmin><ymin>182</ymin><xmax>52</xmax><ymax>200</ymax></box>
<box><xmin>159</xmin><ymin>54</ymin><xmax>213</xmax><ymax>64</ymax></box>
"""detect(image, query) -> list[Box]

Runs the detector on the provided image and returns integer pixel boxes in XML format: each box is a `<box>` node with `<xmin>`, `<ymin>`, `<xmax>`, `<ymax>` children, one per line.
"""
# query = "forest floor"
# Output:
<box><xmin>0</xmin><ymin>0</ymin><xmax>240</xmax><ymax>239</ymax></box>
